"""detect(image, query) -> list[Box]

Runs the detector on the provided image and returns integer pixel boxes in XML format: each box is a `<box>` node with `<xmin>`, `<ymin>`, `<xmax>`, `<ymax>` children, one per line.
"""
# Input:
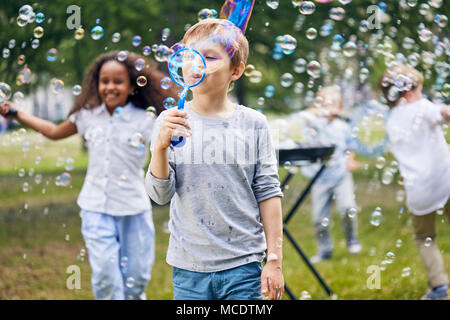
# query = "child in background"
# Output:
<box><xmin>145</xmin><ymin>18</ymin><xmax>284</xmax><ymax>300</ymax></box>
<box><xmin>301</xmin><ymin>85</ymin><xmax>362</xmax><ymax>264</ymax></box>
<box><xmin>0</xmin><ymin>51</ymin><xmax>178</xmax><ymax>300</ymax></box>
<box><xmin>380</xmin><ymin>64</ymin><xmax>450</xmax><ymax>300</ymax></box>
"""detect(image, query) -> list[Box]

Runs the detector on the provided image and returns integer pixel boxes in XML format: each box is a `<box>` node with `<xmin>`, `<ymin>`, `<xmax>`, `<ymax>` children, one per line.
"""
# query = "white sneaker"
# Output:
<box><xmin>348</xmin><ymin>242</ymin><xmax>362</xmax><ymax>254</ymax></box>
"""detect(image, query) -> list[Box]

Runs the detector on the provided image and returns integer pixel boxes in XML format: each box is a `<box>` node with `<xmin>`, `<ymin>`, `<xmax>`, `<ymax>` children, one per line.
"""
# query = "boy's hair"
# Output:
<box><xmin>182</xmin><ymin>18</ymin><xmax>249</xmax><ymax>70</ymax></box>
<box><xmin>68</xmin><ymin>51</ymin><xmax>179</xmax><ymax>116</ymax></box>
<box><xmin>378</xmin><ymin>64</ymin><xmax>424</xmax><ymax>107</ymax></box>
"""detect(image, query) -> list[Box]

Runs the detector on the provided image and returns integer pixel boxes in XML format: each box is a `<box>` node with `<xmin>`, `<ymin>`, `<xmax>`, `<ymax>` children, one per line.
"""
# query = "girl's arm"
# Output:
<box><xmin>259</xmin><ymin>196</ymin><xmax>284</xmax><ymax>300</ymax></box>
<box><xmin>1</xmin><ymin>101</ymin><xmax>77</xmax><ymax>140</ymax></box>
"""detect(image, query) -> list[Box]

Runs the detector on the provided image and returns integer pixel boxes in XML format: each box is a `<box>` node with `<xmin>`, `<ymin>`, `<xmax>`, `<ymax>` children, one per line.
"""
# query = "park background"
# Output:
<box><xmin>0</xmin><ymin>0</ymin><xmax>449</xmax><ymax>299</ymax></box>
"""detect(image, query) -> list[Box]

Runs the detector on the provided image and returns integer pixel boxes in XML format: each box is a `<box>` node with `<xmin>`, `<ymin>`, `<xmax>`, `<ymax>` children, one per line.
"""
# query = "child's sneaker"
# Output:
<box><xmin>348</xmin><ymin>239</ymin><xmax>362</xmax><ymax>254</ymax></box>
<box><xmin>310</xmin><ymin>251</ymin><xmax>332</xmax><ymax>264</ymax></box>
<box><xmin>421</xmin><ymin>285</ymin><xmax>449</xmax><ymax>300</ymax></box>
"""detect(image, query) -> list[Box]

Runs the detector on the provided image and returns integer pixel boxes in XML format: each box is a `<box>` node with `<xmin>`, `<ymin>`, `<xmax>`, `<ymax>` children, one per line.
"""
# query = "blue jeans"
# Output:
<box><xmin>172</xmin><ymin>262</ymin><xmax>263</xmax><ymax>300</ymax></box>
<box><xmin>81</xmin><ymin>210</ymin><xmax>155</xmax><ymax>300</ymax></box>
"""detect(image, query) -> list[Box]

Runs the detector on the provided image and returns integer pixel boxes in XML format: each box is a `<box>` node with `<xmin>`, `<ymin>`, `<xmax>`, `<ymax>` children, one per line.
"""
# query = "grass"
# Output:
<box><xmin>0</xmin><ymin>130</ymin><xmax>449</xmax><ymax>300</ymax></box>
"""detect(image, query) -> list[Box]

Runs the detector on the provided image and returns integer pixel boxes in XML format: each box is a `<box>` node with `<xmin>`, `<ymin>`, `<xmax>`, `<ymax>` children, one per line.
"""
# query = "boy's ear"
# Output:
<box><xmin>230</xmin><ymin>61</ymin><xmax>245</xmax><ymax>82</ymax></box>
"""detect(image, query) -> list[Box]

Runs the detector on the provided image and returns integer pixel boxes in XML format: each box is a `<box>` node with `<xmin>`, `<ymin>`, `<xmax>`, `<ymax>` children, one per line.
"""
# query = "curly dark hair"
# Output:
<box><xmin>68</xmin><ymin>50</ymin><xmax>179</xmax><ymax>116</ymax></box>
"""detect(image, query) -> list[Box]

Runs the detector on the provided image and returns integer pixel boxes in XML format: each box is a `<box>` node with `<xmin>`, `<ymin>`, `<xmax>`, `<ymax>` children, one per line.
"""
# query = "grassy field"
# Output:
<box><xmin>0</xmin><ymin>130</ymin><xmax>449</xmax><ymax>300</ymax></box>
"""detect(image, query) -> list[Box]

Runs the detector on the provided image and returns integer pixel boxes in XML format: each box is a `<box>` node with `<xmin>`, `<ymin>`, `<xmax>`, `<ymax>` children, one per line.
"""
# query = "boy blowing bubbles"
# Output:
<box><xmin>145</xmin><ymin>19</ymin><xmax>284</xmax><ymax>300</ymax></box>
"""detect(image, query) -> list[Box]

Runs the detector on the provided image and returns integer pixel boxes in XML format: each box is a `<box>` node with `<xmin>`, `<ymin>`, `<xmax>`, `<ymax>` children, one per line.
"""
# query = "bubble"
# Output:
<box><xmin>279</xmin><ymin>35</ymin><xmax>297</xmax><ymax>54</ymax></box>
<box><xmin>280</xmin><ymin>73</ymin><xmax>294</xmax><ymax>88</ymax></box>
<box><xmin>90</xmin><ymin>25</ymin><xmax>104</xmax><ymax>40</ymax></box>
<box><xmin>45</xmin><ymin>48</ymin><xmax>58</xmax><ymax>62</ymax></box>
<box><xmin>294</xmin><ymin>58</ymin><xmax>307</xmax><ymax>73</ymax></box>
<box><xmin>13</xmin><ymin>91</ymin><xmax>25</xmax><ymax>102</ymax></box>
<box><xmin>120</xmin><ymin>256</ymin><xmax>129</xmax><ymax>269</ymax></box>
<box><xmin>35</xmin><ymin>12</ymin><xmax>45</xmax><ymax>23</ymax></box>
<box><xmin>419</xmin><ymin>3</ymin><xmax>432</xmax><ymax>16</ymax></box>
<box><xmin>396</xmin><ymin>239</ymin><xmax>403</xmax><ymax>248</ymax></box>
<box><xmin>306</xmin><ymin>60</ymin><xmax>321</xmax><ymax>78</ymax></box>
<box><xmin>65</xmin><ymin>158</ymin><xmax>74</xmax><ymax>171</ymax></box>
<box><xmin>424</xmin><ymin>237</ymin><xmax>433</xmax><ymax>247</ymax></box>
<box><xmin>401</xmin><ymin>267</ymin><xmax>411</xmax><ymax>277</ymax></box>
<box><xmin>407</xmin><ymin>0</ymin><xmax>418</xmax><ymax>7</ymax></box>
<box><xmin>34</xmin><ymin>174</ymin><xmax>42</xmax><ymax>184</ymax></box>
<box><xmin>306</xmin><ymin>27</ymin><xmax>318</xmax><ymax>40</ymax></box>
<box><xmin>299</xmin><ymin>1</ymin><xmax>316</xmax><ymax>15</ymax></box>
<box><xmin>22</xmin><ymin>140</ymin><xmax>30</xmax><ymax>152</ymax></box>
<box><xmin>0</xmin><ymin>82</ymin><xmax>12</xmax><ymax>103</ymax></box>
<box><xmin>18</xmin><ymin>168</ymin><xmax>26</xmax><ymax>177</ymax></box>
<box><xmin>31</xmin><ymin>39</ymin><xmax>40</xmax><ymax>49</ymax></box>
<box><xmin>56</xmin><ymin>172</ymin><xmax>71</xmax><ymax>187</ymax></box>
<box><xmin>343</xmin><ymin>41</ymin><xmax>357</xmax><ymax>57</ymax></box>
<box><xmin>154</xmin><ymin>45</ymin><xmax>173</xmax><ymax>63</ymax></box>
<box><xmin>129</xmin><ymin>132</ymin><xmax>144</xmax><ymax>148</ymax></box>
<box><xmin>160</xmin><ymin>77</ymin><xmax>172</xmax><ymax>90</ymax></box>
<box><xmin>125</xmin><ymin>277</ymin><xmax>135</xmax><ymax>288</ymax></box>
<box><xmin>385</xmin><ymin>251</ymin><xmax>395</xmax><ymax>264</ymax></box>
<box><xmin>370</xmin><ymin>207</ymin><xmax>382</xmax><ymax>226</ymax></box>
<box><xmin>299</xmin><ymin>290</ymin><xmax>312</xmax><ymax>300</ymax></box>
<box><xmin>22</xmin><ymin>182</ymin><xmax>30</xmax><ymax>192</ymax></box>
<box><xmin>114</xmin><ymin>106</ymin><xmax>124</xmax><ymax>118</ymax></box>
<box><xmin>134</xmin><ymin>58</ymin><xmax>145</xmax><ymax>71</ymax></box>
<box><xmin>112</xmin><ymin>32</ymin><xmax>121</xmax><ymax>43</ymax></box>
<box><xmin>248</xmin><ymin>70</ymin><xmax>263</xmax><ymax>83</ymax></box>
<box><xmin>74</xmin><ymin>28</ymin><xmax>85</xmax><ymax>40</ymax></box>
<box><xmin>72</xmin><ymin>85</ymin><xmax>82</xmax><ymax>96</ymax></box>
<box><xmin>347</xmin><ymin>207</ymin><xmax>357</xmax><ymax>219</ymax></box>
<box><xmin>198</xmin><ymin>8</ymin><xmax>213</xmax><ymax>21</ymax></box>
<box><xmin>434</xmin><ymin>14</ymin><xmax>447</xmax><ymax>28</ymax></box>
<box><xmin>329</xmin><ymin>7</ymin><xmax>345</xmax><ymax>21</ymax></box>
<box><xmin>163</xmin><ymin>97</ymin><xmax>176</xmax><ymax>109</ymax></box>
<box><xmin>146</xmin><ymin>106</ymin><xmax>157</xmax><ymax>116</ymax></box>
<box><xmin>396</xmin><ymin>190</ymin><xmax>405</xmax><ymax>202</ymax></box>
<box><xmin>133</xmin><ymin>76</ymin><xmax>147</xmax><ymax>88</ymax></box>
<box><xmin>142</xmin><ymin>45</ymin><xmax>152</xmax><ymax>56</ymax></box>
<box><xmin>418</xmin><ymin>27</ymin><xmax>433</xmax><ymax>42</ymax></box>
<box><xmin>33</xmin><ymin>26</ymin><xmax>44</xmax><ymax>39</ymax></box>
<box><xmin>266</xmin><ymin>0</ymin><xmax>279</xmax><ymax>10</ymax></box>
<box><xmin>321</xmin><ymin>217</ymin><xmax>330</xmax><ymax>227</ymax></box>
<box><xmin>264</xmin><ymin>85</ymin><xmax>275</xmax><ymax>98</ymax></box>
<box><xmin>17</xmin><ymin>15</ymin><xmax>28</xmax><ymax>27</ymax></box>
<box><xmin>381</xmin><ymin>169</ymin><xmax>394</xmax><ymax>185</ymax></box>
<box><xmin>117</xmin><ymin>50</ymin><xmax>128</xmax><ymax>62</ymax></box>
<box><xmin>50</xmin><ymin>78</ymin><xmax>64</xmax><ymax>94</ymax></box>
<box><xmin>132</xmin><ymin>35</ymin><xmax>142</xmax><ymax>47</ymax></box>
<box><xmin>244</xmin><ymin>64</ymin><xmax>255</xmax><ymax>77</ymax></box>
<box><xmin>428</xmin><ymin>0</ymin><xmax>442</xmax><ymax>8</ymax></box>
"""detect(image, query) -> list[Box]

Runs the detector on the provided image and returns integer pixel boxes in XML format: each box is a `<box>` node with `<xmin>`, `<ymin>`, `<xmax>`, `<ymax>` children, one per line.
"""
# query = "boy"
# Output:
<box><xmin>300</xmin><ymin>86</ymin><xmax>362</xmax><ymax>263</ymax></box>
<box><xmin>380</xmin><ymin>64</ymin><xmax>450</xmax><ymax>300</ymax></box>
<box><xmin>145</xmin><ymin>19</ymin><xmax>284</xmax><ymax>300</ymax></box>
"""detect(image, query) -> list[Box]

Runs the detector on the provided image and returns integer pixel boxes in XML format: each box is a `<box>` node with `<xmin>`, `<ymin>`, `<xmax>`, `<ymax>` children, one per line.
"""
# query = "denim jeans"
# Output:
<box><xmin>81</xmin><ymin>209</ymin><xmax>155</xmax><ymax>300</ymax></box>
<box><xmin>172</xmin><ymin>262</ymin><xmax>263</xmax><ymax>300</ymax></box>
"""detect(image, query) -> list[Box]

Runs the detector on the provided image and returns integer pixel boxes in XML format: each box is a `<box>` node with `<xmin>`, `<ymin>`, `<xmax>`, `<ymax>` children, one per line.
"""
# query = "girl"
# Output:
<box><xmin>0</xmin><ymin>50</ymin><xmax>178</xmax><ymax>300</ymax></box>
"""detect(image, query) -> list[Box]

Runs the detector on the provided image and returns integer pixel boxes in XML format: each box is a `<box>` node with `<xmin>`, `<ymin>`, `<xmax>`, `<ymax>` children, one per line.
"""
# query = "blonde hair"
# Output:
<box><xmin>378</xmin><ymin>64</ymin><xmax>424</xmax><ymax>107</ymax></box>
<box><xmin>182</xmin><ymin>18</ymin><xmax>249</xmax><ymax>69</ymax></box>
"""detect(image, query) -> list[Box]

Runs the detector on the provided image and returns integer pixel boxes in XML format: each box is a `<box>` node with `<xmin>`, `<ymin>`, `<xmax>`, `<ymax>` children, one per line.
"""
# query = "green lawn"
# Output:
<box><xmin>0</xmin><ymin>130</ymin><xmax>449</xmax><ymax>300</ymax></box>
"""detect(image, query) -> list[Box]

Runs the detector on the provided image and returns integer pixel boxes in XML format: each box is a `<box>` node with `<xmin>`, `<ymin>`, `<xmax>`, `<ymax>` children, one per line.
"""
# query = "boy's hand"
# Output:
<box><xmin>261</xmin><ymin>262</ymin><xmax>284</xmax><ymax>300</ymax></box>
<box><xmin>154</xmin><ymin>109</ymin><xmax>191</xmax><ymax>151</ymax></box>
<box><xmin>0</xmin><ymin>101</ymin><xmax>18</xmax><ymax>119</ymax></box>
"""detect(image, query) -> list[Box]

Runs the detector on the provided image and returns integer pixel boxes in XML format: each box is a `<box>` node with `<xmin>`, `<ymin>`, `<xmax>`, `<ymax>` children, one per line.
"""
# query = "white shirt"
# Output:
<box><xmin>69</xmin><ymin>102</ymin><xmax>155</xmax><ymax>216</ymax></box>
<box><xmin>386</xmin><ymin>98</ymin><xmax>450</xmax><ymax>215</ymax></box>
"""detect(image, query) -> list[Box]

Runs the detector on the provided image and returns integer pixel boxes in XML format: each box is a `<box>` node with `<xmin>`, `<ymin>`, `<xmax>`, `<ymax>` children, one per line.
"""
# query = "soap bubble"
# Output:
<box><xmin>65</xmin><ymin>158</ymin><xmax>74</xmax><ymax>171</ymax></box>
<box><xmin>424</xmin><ymin>237</ymin><xmax>433</xmax><ymax>247</ymax></box>
<box><xmin>90</xmin><ymin>25</ymin><xmax>104</xmax><ymax>40</ymax></box>
<box><xmin>46</xmin><ymin>48</ymin><xmax>58</xmax><ymax>62</ymax></box>
<box><xmin>264</xmin><ymin>85</ymin><xmax>275</xmax><ymax>98</ymax></box>
<box><xmin>154</xmin><ymin>45</ymin><xmax>173</xmax><ymax>63</ymax></box>
<box><xmin>306</xmin><ymin>27</ymin><xmax>318</xmax><ymax>40</ymax></box>
<box><xmin>117</xmin><ymin>50</ymin><xmax>128</xmax><ymax>62</ymax></box>
<box><xmin>35</xmin><ymin>12</ymin><xmax>45</xmax><ymax>23</ymax></box>
<box><xmin>72</xmin><ymin>85</ymin><xmax>82</xmax><ymax>96</ymax></box>
<box><xmin>56</xmin><ymin>172</ymin><xmax>71</xmax><ymax>187</ymax></box>
<box><xmin>125</xmin><ymin>277</ymin><xmax>135</xmax><ymax>288</ymax></box>
<box><xmin>385</xmin><ymin>251</ymin><xmax>395</xmax><ymax>264</ymax></box>
<box><xmin>146</xmin><ymin>106</ymin><xmax>157</xmax><ymax>116</ymax></box>
<box><xmin>329</xmin><ymin>7</ymin><xmax>345</xmax><ymax>21</ymax></box>
<box><xmin>163</xmin><ymin>97</ymin><xmax>176</xmax><ymax>109</ymax></box>
<box><xmin>294</xmin><ymin>58</ymin><xmax>307</xmax><ymax>73</ymax></box>
<box><xmin>401</xmin><ymin>267</ymin><xmax>411</xmax><ymax>277</ymax></box>
<box><xmin>132</xmin><ymin>35</ymin><xmax>142</xmax><ymax>47</ymax></box>
<box><xmin>266</xmin><ymin>0</ymin><xmax>279</xmax><ymax>9</ymax></box>
<box><xmin>136</xmin><ymin>76</ymin><xmax>147</xmax><ymax>87</ymax></box>
<box><xmin>33</xmin><ymin>26</ymin><xmax>44</xmax><ymax>38</ymax></box>
<box><xmin>306</xmin><ymin>60</ymin><xmax>321</xmax><ymax>78</ymax></box>
<box><xmin>381</xmin><ymin>169</ymin><xmax>394</xmax><ymax>185</ymax></box>
<box><xmin>299</xmin><ymin>290</ymin><xmax>312</xmax><ymax>300</ymax></box>
<box><xmin>50</xmin><ymin>78</ymin><xmax>64</xmax><ymax>94</ymax></box>
<box><xmin>198</xmin><ymin>8</ymin><xmax>213</xmax><ymax>21</ymax></box>
<box><xmin>129</xmin><ymin>132</ymin><xmax>144</xmax><ymax>148</ymax></box>
<box><xmin>280</xmin><ymin>73</ymin><xmax>294</xmax><ymax>87</ymax></box>
<box><xmin>343</xmin><ymin>41</ymin><xmax>357</xmax><ymax>57</ymax></box>
<box><xmin>142</xmin><ymin>45</ymin><xmax>152</xmax><ymax>56</ymax></box>
<box><xmin>112</xmin><ymin>32</ymin><xmax>121</xmax><ymax>43</ymax></box>
<box><xmin>134</xmin><ymin>58</ymin><xmax>145</xmax><ymax>71</ymax></box>
<box><xmin>160</xmin><ymin>77</ymin><xmax>172</xmax><ymax>90</ymax></box>
<box><xmin>299</xmin><ymin>1</ymin><xmax>316</xmax><ymax>15</ymax></box>
<box><xmin>248</xmin><ymin>70</ymin><xmax>263</xmax><ymax>83</ymax></box>
<box><xmin>0</xmin><ymin>82</ymin><xmax>12</xmax><ymax>103</ymax></box>
<box><xmin>370</xmin><ymin>207</ymin><xmax>382</xmax><ymax>226</ymax></box>
<box><xmin>75</xmin><ymin>28</ymin><xmax>85</xmax><ymax>40</ymax></box>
